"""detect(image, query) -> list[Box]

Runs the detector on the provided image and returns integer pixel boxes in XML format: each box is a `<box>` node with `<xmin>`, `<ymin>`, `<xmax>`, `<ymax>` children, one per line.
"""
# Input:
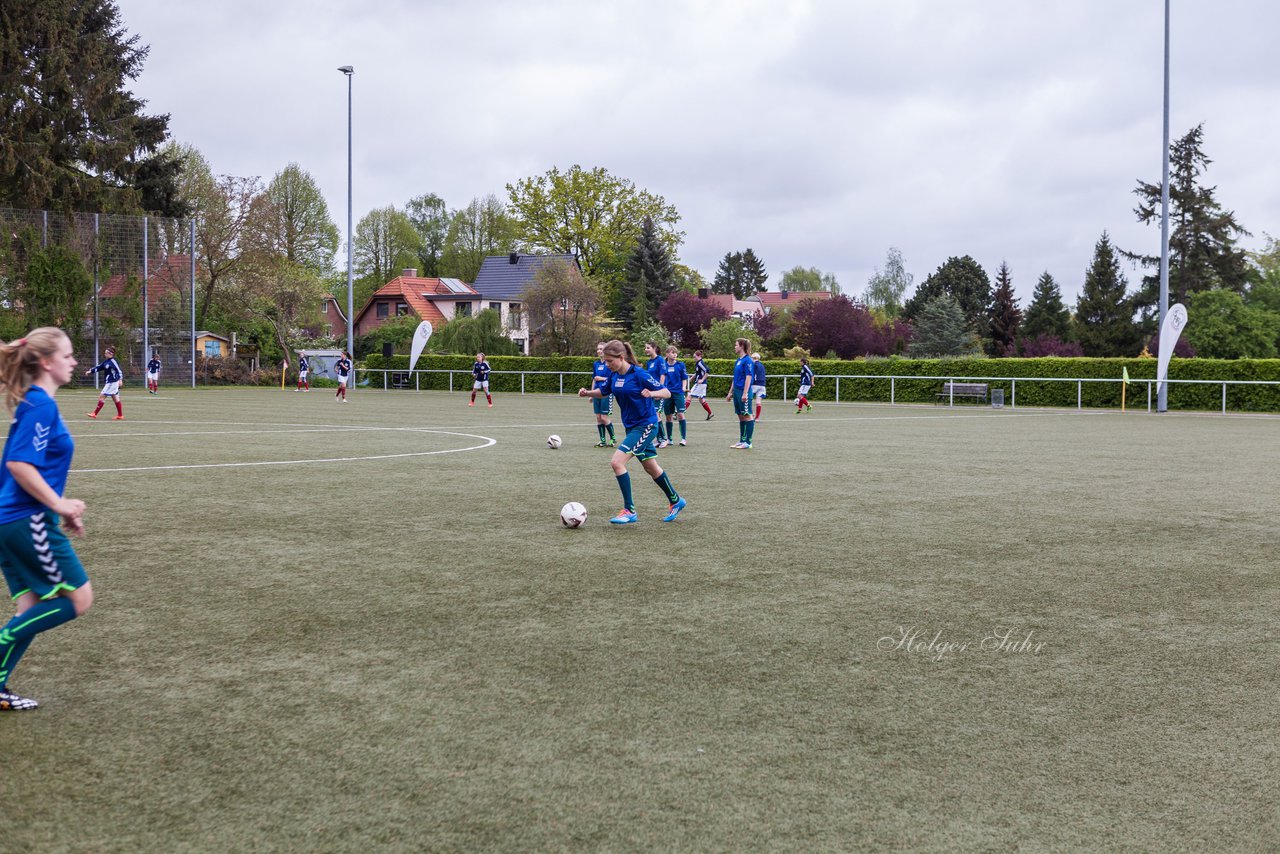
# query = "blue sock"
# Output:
<box><xmin>745</xmin><ymin>420</ymin><xmax>755</xmax><ymax>443</ymax></box>
<box><xmin>739</xmin><ymin>419</ymin><xmax>747</xmax><ymax>442</ymax></box>
<box><xmin>615</xmin><ymin>473</ymin><xmax>634</xmax><ymax>511</ymax></box>
<box><xmin>597</xmin><ymin>424</ymin><xmax>606</xmax><ymax>442</ymax></box>
<box><xmin>606</xmin><ymin>423</ymin><xmax>615</xmax><ymax>441</ymax></box>
<box><xmin>679</xmin><ymin>420</ymin><xmax>686</xmax><ymax>440</ymax></box>
<box><xmin>0</xmin><ymin>598</ymin><xmax>77</xmax><ymax>686</ymax></box>
<box><xmin>653</xmin><ymin>472</ymin><xmax>679</xmax><ymax>504</ymax></box>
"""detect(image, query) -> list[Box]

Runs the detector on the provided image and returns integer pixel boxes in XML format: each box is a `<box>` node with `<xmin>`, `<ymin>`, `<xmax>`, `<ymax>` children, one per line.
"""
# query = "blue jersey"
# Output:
<box><xmin>663</xmin><ymin>360</ymin><xmax>688</xmax><ymax>394</ymax></box>
<box><xmin>0</xmin><ymin>387</ymin><xmax>75</xmax><ymax>525</ymax></box>
<box><xmin>732</xmin><ymin>354</ymin><xmax>754</xmax><ymax>390</ymax></box>
<box><xmin>752</xmin><ymin>360</ymin><xmax>766</xmax><ymax>385</ymax></box>
<box><xmin>88</xmin><ymin>357</ymin><xmax>122</xmax><ymax>383</ymax></box>
<box><xmin>472</xmin><ymin>361</ymin><xmax>491</xmax><ymax>382</ymax></box>
<box><xmin>645</xmin><ymin>356</ymin><xmax>666</xmax><ymax>387</ymax></box>
<box><xmin>298</xmin><ymin>356</ymin><xmax>309</xmax><ymax>372</ymax></box>
<box><xmin>335</xmin><ymin>358</ymin><xmax>351</xmax><ymax>379</ymax></box>
<box><xmin>592</xmin><ymin>359</ymin><xmax>610</xmax><ymax>392</ymax></box>
<box><xmin>147</xmin><ymin>358</ymin><xmax>161</xmax><ymax>374</ymax></box>
<box><xmin>605</xmin><ymin>365</ymin><xmax>664</xmax><ymax>429</ymax></box>
<box><xmin>693</xmin><ymin>359</ymin><xmax>709</xmax><ymax>385</ymax></box>
<box><xmin>800</xmin><ymin>364</ymin><xmax>814</xmax><ymax>385</ymax></box>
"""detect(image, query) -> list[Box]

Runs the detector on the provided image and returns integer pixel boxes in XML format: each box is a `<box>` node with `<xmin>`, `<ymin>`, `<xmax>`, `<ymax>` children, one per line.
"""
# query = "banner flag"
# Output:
<box><xmin>1156</xmin><ymin>304</ymin><xmax>1188</xmax><ymax>396</ymax></box>
<box><xmin>1122</xmin><ymin>366</ymin><xmax>1130</xmax><ymax>385</ymax></box>
<box><xmin>408</xmin><ymin>320</ymin><xmax>434</xmax><ymax>373</ymax></box>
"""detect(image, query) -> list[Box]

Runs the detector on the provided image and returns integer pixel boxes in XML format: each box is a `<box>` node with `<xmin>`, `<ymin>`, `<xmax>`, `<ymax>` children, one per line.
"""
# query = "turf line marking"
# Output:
<box><xmin>72</xmin><ymin>431</ymin><xmax>496</xmax><ymax>473</ymax></box>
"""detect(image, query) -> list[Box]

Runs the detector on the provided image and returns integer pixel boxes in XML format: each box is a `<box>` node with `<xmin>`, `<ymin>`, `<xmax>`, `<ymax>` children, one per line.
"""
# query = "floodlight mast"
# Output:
<box><xmin>339</xmin><ymin>65</ymin><xmax>355</xmax><ymax>365</ymax></box>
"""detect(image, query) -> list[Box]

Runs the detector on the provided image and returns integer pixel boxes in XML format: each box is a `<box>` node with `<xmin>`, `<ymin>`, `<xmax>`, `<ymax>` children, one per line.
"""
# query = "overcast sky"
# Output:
<box><xmin>120</xmin><ymin>0</ymin><xmax>1278</xmax><ymax>304</ymax></box>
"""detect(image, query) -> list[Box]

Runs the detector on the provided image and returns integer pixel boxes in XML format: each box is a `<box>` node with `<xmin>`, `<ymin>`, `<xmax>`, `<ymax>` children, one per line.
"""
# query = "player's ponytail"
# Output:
<box><xmin>0</xmin><ymin>327</ymin><xmax>71</xmax><ymax>412</ymax></box>
<box><xmin>602</xmin><ymin>339</ymin><xmax>639</xmax><ymax>367</ymax></box>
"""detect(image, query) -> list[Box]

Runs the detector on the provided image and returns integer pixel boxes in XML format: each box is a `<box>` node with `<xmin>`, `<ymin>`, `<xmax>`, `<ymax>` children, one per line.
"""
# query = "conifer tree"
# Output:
<box><xmin>908</xmin><ymin>294</ymin><xmax>978</xmax><ymax>357</ymax></box>
<box><xmin>0</xmin><ymin>0</ymin><xmax>175</xmax><ymax>213</ymax></box>
<box><xmin>618</xmin><ymin>216</ymin><xmax>675</xmax><ymax>329</ymax></box>
<box><xmin>712</xmin><ymin>248</ymin><xmax>768</xmax><ymax>300</ymax></box>
<box><xmin>902</xmin><ymin>255</ymin><xmax>991</xmax><ymax>331</ymax></box>
<box><xmin>1075</xmin><ymin>232</ymin><xmax>1140</xmax><ymax>357</ymax></box>
<box><xmin>985</xmin><ymin>261</ymin><xmax>1022</xmax><ymax>356</ymax></box>
<box><xmin>1125</xmin><ymin>124</ymin><xmax>1251</xmax><ymax>322</ymax></box>
<box><xmin>1020</xmin><ymin>271</ymin><xmax>1072</xmax><ymax>342</ymax></box>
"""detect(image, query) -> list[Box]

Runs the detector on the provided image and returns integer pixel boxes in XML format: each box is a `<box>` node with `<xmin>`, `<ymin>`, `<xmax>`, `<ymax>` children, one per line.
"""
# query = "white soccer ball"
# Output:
<box><xmin>560</xmin><ymin>501</ymin><xmax>587</xmax><ymax>528</ymax></box>
<box><xmin>547</xmin><ymin>434</ymin><xmax>562</xmax><ymax>449</ymax></box>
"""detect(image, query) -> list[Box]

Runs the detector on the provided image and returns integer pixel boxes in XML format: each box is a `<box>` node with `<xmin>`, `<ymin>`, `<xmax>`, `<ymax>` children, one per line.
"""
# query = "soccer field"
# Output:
<box><xmin>2</xmin><ymin>388</ymin><xmax>1275</xmax><ymax>851</ymax></box>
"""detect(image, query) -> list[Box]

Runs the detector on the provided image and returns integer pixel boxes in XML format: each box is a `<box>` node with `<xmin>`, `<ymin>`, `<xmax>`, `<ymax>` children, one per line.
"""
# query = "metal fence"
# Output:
<box><xmin>0</xmin><ymin>207</ymin><xmax>197</xmax><ymax>387</ymax></box>
<box><xmin>353</xmin><ymin>368</ymin><xmax>1280</xmax><ymax>415</ymax></box>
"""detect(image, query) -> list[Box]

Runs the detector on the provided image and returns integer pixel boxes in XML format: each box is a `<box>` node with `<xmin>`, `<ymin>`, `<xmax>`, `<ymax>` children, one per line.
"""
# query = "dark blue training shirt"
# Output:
<box><xmin>87</xmin><ymin>357</ymin><xmax>122</xmax><ymax>383</ymax></box>
<box><xmin>606</xmin><ymin>365</ymin><xmax>664</xmax><ymax>429</ymax></box>
<box><xmin>0</xmin><ymin>387</ymin><xmax>75</xmax><ymax>525</ymax></box>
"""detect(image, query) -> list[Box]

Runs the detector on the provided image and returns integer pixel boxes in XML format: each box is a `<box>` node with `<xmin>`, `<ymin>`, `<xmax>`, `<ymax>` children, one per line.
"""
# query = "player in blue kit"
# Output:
<box><xmin>689</xmin><ymin>350</ymin><xmax>714</xmax><ymax>420</ymax></box>
<box><xmin>334</xmin><ymin>351</ymin><xmax>352</xmax><ymax>402</ymax></box>
<box><xmin>661</xmin><ymin>345</ymin><xmax>689</xmax><ymax>447</ymax></box>
<box><xmin>578</xmin><ymin>339</ymin><xmax>686</xmax><ymax>524</ymax></box>
<box><xmin>470</xmin><ymin>352</ymin><xmax>492</xmax><ymax>408</ymax></box>
<box><xmin>642</xmin><ymin>342</ymin><xmax>667</xmax><ymax>445</ymax></box>
<box><xmin>85</xmin><ymin>346</ymin><xmax>124</xmax><ymax>420</ymax></box>
<box><xmin>795</xmin><ymin>358</ymin><xmax>814</xmax><ymax>413</ymax></box>
<box><xmin>725</xmin><ymin>337</ymin><xmax>756</xmax><ymax>449</ymax></box>
<box><xmin>296</xmin><ymin>351</ymin><xmax>310</xmax><ymax>392</ymax></box>
<box><xmin>751</xmin><ymin>352</ymin><xmax>767</xmax><ymax>421</ymax></box>
<box><xmin>0</xmin><ymin>328</ymin><xmax>93</xmax><ymax>711</ymax></box>
<box><xmin>146</xmin><ymin>352</ymin><xmax>161</xmax><ymax>394</ymax></box>
<box><xmin>591</xmin><ymin>342</ymin><xmax>615</xmax><ymax>447</ymax></box>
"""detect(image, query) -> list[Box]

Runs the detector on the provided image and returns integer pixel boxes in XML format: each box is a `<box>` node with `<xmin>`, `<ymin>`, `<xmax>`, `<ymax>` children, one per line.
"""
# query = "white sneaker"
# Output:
<box><xmin>679</xmin><ymin>439</ymin><xmax>687</xmax><ymax>446</ymax></box>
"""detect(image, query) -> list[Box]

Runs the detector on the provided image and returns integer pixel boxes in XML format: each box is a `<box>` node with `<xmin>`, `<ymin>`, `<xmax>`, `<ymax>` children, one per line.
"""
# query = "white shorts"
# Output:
<box><xmin>797</xmin><ymin>384</ymin><xmax>811</xmax><ymax>397</ymax></box>
<box><xmin>299</xmin><ymin>370</ymin><xmax>308</xmax><ymax>380</ymax></box>
<box><xmin>473</xmin><ymin>381</ymin><xmax>489</xmax><ymax>390</ymax></box>
<box><xmin>751</xmin><ymin>384</ymin><xmax>766</xmax><ymax>399</ymax></box>
<box><xmin>147</xmin><ymin>372</ymin><xmax>159</xmax><ymax>382</ymax></box>
<box><xmin>690</xmin><ymin>382</ymin><xmax>708</xmax><ymax>398</ymax></box>
<box><xmin>101</xmin><ymin>381</ymin><xmax>120</xmax><ymax>396</ymax></box>
<box><xmin>338</xmin><ymin>375</ymin><xmax>349</xmax><ymax>387</ymax></box>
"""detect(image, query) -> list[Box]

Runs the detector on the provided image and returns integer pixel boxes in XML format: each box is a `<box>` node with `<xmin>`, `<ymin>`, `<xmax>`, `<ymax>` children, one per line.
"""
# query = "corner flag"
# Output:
<box><xmin>1122</xmin><ymin>366</ymin><xmax>1130</xmax><ymax>385</ymax></box>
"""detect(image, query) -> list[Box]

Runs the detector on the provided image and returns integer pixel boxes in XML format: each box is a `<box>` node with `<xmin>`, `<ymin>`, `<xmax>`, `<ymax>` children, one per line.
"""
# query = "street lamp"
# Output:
<box><xmin>338</xmin><ymin>65</ymin><xmax>354</xmax><ymax>363</ymax></box>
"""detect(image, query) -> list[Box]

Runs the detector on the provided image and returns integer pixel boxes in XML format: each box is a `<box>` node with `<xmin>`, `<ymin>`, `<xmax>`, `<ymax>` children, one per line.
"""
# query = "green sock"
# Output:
<box><xmin>653</xmin><ymin>472</ymin><xmax>679</xmax><ymax>503</ymax></box>
<box><xmin>0</xmin><ymin>598</ymin><xmax>77</xmax><ymax>687</ymax></box>
<box><xmin>615</xmin><ymin>473</ymin><xmax>634</xmax><ymax>511</ymax></box>
<box><xmin>606</xmin><ymin>423</ymin><xmax>615</xmax><ymax>441</ymax></box>
<box><xmin>598</xmin><ymin>424</ymin><xmax>606</xmax><ymax>443</ymax></box>
<box><xmin>679</xmin><ymin>420</ymin><xmax>686</xmax><ymax>440</ymax></box>
<box><xmin>745</xmin><ymin>420</ymin><xmax>755</xmax><ymax>444</ymax></box>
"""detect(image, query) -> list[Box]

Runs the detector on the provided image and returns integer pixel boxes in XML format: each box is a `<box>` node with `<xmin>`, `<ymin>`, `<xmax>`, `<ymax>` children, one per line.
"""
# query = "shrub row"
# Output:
<box><xmin>359</xmin><ymin>354</ymin><xmax>1280</xmax><ymax>413</ymax></box>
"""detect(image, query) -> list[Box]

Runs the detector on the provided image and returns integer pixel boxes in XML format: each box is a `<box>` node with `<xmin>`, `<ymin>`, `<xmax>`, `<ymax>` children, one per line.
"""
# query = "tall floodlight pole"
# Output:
<box><xmin>339</xmin><ymin>65</ymin><xmax>355</xmax><ymax>362</ymax></box>
<box><xmin>1157</xmin><ymin>0</ymin><xmax>1171</xmax><ymax>412</ymax></box>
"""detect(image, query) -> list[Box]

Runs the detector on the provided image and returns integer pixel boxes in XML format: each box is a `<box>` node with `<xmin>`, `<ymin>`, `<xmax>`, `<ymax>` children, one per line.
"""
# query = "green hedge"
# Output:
<box><xmin>359</xmin><ymin>354</ymin><xmax>1280</xmax><ymax>413</ymax></box>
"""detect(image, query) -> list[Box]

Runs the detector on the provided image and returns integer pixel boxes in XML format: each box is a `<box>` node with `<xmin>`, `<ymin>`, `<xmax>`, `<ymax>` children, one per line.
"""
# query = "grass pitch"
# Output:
<box><xmin>1</xmin><ymin>388</ymin><xmax>1276</xmax><ymax>851</ymax></box>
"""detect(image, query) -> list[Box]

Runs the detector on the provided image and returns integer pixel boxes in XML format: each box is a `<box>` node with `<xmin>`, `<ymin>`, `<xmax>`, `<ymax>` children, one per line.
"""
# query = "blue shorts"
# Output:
<box><xmin>618</xmin><ymin>422</ymin><xmax>660</xmax><ymax>462</ymax></box>
<box><xmin>0</xmin><ymin>512</ymin><xmax>89</xmax><ymax>601</ymax></box>
<box><xmin>732</xmin><ymin>386</ymin><xmax>753</xmax><ymax>417</ymax></box>
<box><xmin>592</xmin><ymin>394</ymin><xmax>613</xmax><ymax>416</ymax></box>
<box><xmin>662</xmin><ymin>393</ymin><xmax>686</xmax><ymax>416</ymax></box>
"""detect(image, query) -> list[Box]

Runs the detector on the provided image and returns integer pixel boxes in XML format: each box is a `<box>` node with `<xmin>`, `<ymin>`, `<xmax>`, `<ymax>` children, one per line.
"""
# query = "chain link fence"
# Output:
<box><xmin>0</xmin><ymin>207</ymin><xmax>197</xmax><ymax>388</ymax></box>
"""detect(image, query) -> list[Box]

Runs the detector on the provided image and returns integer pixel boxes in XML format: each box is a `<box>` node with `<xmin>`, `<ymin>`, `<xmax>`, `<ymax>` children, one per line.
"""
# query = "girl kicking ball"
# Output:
<box><xmin>578</xmin><ymin>340</ymin><xmax>686</xmax><ymax>524</ymax></box>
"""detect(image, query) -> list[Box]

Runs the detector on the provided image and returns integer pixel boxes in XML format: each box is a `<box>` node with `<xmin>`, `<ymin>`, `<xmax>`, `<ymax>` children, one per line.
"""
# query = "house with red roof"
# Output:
<box><xmin>749</xmin><ymin>289</ymin><xmax>834</xmax><ymax>313</ymax></box>
<box><xmin>97</xmin><ymin>253</ymin><xmax>191</xmax><ymax>313</ymax></box>
<box><xmin>695</xmin><ymin>290</ymin><xmax>763</xmax><ymax>321</ymax></box>
<box><xmin>318</xmin><ymin>294</ymin><xmax>348</xmax><ymax>339</ymax></box>
<box><xmin>352</xmin><ymin>269</ymin><xmax>481</xmax><ymax>338</ymax></box>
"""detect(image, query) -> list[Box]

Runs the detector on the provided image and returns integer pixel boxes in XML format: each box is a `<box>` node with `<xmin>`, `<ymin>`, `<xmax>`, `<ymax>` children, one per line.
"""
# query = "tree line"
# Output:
<box><xmin>3</xmin><ymin>1</ymin><xmax>1278</xmax><ymax>364</ymax></box>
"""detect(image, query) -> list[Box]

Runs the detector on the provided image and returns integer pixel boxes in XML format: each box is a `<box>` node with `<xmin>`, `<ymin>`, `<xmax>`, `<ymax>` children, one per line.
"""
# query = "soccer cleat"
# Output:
<box><xmin>607</xmin><ymin>441</ymin><xmax>616</xmax><ymax>447</ymax></box>
<box><xmin>705</xmin><ymin>412</ymin><xmax>714</xmax><ymax>421</ymax></box>
<box><xmin>342</xmin><ymin>399</ymin><xmax>349</xmax><ymax>404</ymax></box>
<box><xmin>594</xmin><ymin>441</ymin><xmax>609</xmax><ymax>448</ymax></box>
<box><xmin>730</xmin><ymin>441</ymin><xmax>745</xmax><ymax>448</ymax></box>
<box><xmin>678</xmin><ymin>439</ymin><xmax>687</xmax><ymax>446</ymax></box>
<box><xmin>468</xmin><ymin>401</ymin><xmax>474</xmax><ymax>406</ymax></box>
<box><xmin>662</xmin><ymin>497</ymin><xmax>687</xmax><ymax>522</ymax></box>
<box><xmin>738</xmin><ymin>443</ymin><xmax>752</xmax><ymax>450</ymax></box>
<box><xmin>609</xmin><ymin>509</ymin><xmax>638</xmax><ymax>525</ymax></box>
<box><xmin>86</xmin><ymin>412</ymin><xmax>98</xmax><ymax>419</ymax></box>
<box><xmin>113</xmin><ymin>415</ymin><xmax>124</xmax><ymax>420</ymax></box>
<box><xmin>488</xmin><ymin>402</ymin><xmax>493</xmax><ymax>408</ymax></box>
<box><xmin>0</xmin><ymin>688</ymin><xmax>38</xmax><ymax>711</ymax></box>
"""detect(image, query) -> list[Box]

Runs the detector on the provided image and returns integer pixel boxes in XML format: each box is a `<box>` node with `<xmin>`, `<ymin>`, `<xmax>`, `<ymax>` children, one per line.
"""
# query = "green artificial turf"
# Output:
<box><xmin>1</xmin><ymin>388</ymin><xmax>1275</xmax><ymax>851</ymax></box>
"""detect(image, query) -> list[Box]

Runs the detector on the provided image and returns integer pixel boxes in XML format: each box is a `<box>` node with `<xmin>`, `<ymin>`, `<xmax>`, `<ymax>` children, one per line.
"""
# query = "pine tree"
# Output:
<box><xmin>1020</xmin><ymin>271</ymin><xmax>1072</xmax><ymax>342</ymax></box>
<box><xmin>0</xmin><ymin>0</ymin><xmax>175</xmax><ymax>213</ymax></box>
<box><xmin>712</xmin><ymin>251</ymin><xmax>744</xmax><ymax>297</ymax></box>
<box><xmin>985</xmin><ymin>261</ymin><xmax>1022</xmax><ymax>356</ymax></box>
<box><xmin>740</xmin><ymin>248</ymin><xmax>768</xmax><ymax>296</ymax></box>
<box><xmin>907</xmin><ymin>294</ymin><xmax>978</xmax><ymax>357</ymax></box>
<box><xmin>1075</xmin><ymin>232</ymin><xmax>1140</xmax><ymax>357</ymax></box>
<box><xmin>902</xmin><ymin>255</ymin><xmax>991</xmax><ymax>331</ymax></box>
<box><xmin>617</xmin><ymin>216</ymin><xmax>675</xmax><ymax>330</ymax></box>
<box><xmin>1125</xmin><ymin>124</ymin><xmax>1251</xmax><ymax>323</ymax></box>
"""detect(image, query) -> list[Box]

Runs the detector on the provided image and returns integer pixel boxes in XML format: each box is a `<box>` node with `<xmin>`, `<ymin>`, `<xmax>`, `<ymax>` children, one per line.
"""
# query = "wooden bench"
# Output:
<box><xmin>935</xmin><ymin>381</ymin><xmax>988</xmax><ymax>404</ymax></box>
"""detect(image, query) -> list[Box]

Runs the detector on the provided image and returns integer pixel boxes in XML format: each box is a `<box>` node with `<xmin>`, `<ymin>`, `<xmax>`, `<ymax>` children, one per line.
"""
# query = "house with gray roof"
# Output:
<box><xmin>472</xmin><ymin>252</ymin><xmax>580</xmax><ymax>353</ymax></box>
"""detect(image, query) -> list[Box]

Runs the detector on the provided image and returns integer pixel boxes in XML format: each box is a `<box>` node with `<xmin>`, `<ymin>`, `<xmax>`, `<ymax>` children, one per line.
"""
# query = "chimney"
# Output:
<box><xmin>780</xmin><ymin>289</ymin><xmax>789</xmax><ymax>299</ymax></box>
<box><xmin>508</xmin><ymin>252</ymin><xmax>520</xmax><ymax>265</ymax></box>
<box><xmin>402</xmin><ymin>268</ymin><xmax>418</xmax><ymax>278</ymax></box>
<box><xmin>698</xmin><ymin>288</ymin><xmax>710</xmax><ymax>299</ymax></box>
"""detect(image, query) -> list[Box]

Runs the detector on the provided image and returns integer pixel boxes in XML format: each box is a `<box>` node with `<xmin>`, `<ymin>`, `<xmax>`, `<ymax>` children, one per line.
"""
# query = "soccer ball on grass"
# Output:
<box><xmin>560</xmin><ymin>501</ymin><xmax>587</xmax><ymax>528</ymax></box>
<box><xmin>547</xmin><ymin>434</ymin><xmax>562</xmax><ymax>449</ymax></box>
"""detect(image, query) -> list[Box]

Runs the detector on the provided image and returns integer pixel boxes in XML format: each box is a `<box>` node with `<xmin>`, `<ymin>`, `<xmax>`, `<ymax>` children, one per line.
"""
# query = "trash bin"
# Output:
<box><xmin>991</xmin><ymin>388</ymin><xmax>1005</xmax><ymax>409</ymax></box>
